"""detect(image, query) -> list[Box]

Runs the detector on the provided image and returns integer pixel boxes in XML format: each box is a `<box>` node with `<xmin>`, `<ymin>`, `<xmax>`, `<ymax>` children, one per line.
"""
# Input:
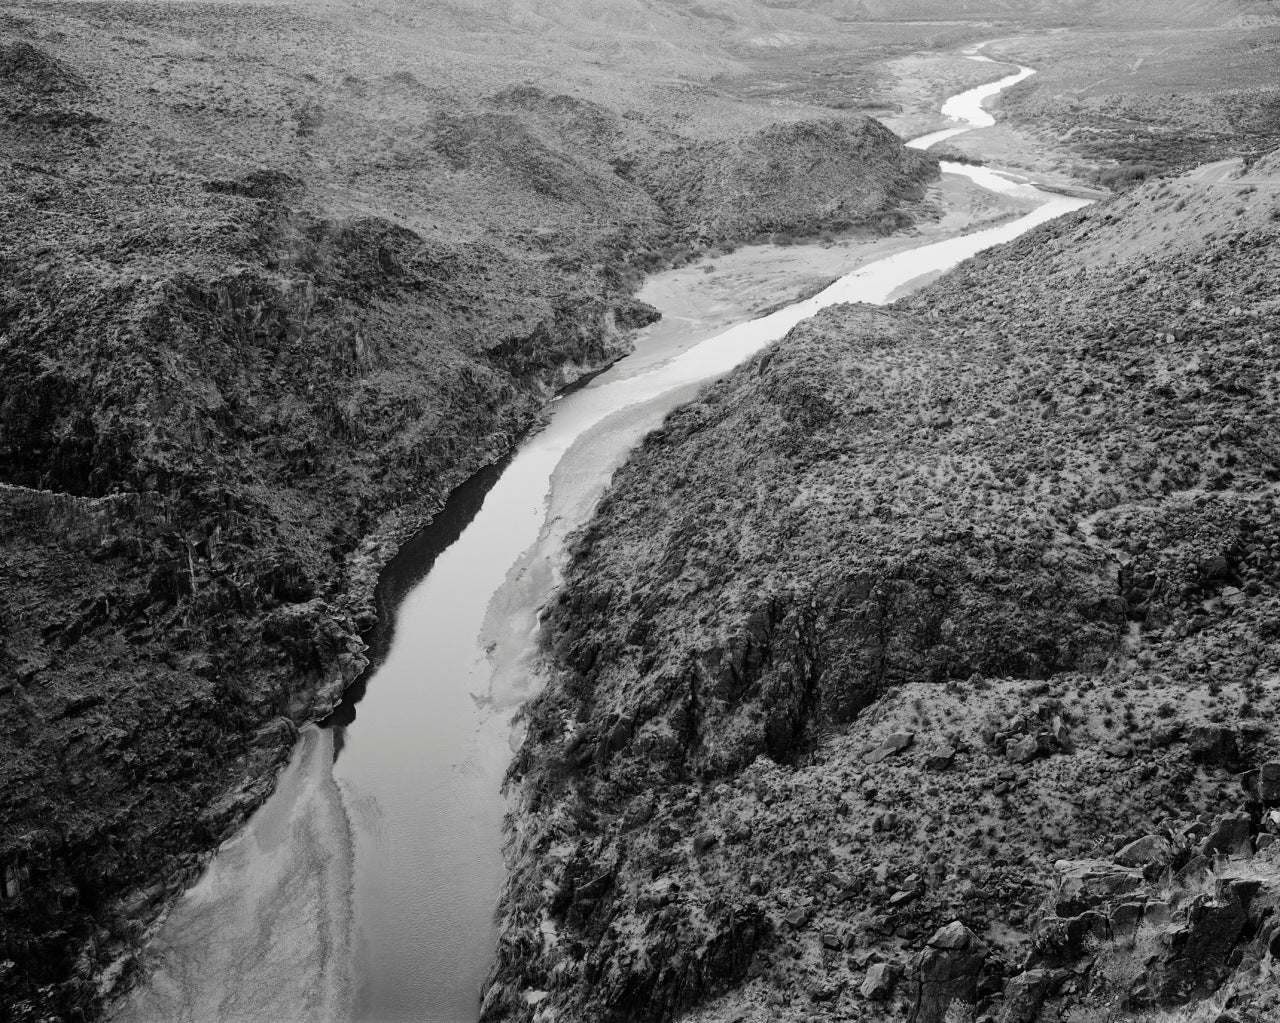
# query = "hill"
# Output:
<box><xmin>2</xmin><ymin>0</ymin><xmax>1277</xmax><ymax>1018</ymax></box>
<box><xmin>493</xmin><ymin>156</ymin><xmax>1280</xmax><ymax>1023</ymax></box>
<box><xmin>0</xmin><ymin>1</ymin><xmax>942</xmax><ymax>1016</ymax></box>
<box><xmin>969</xmin><ymin>25</ymin><xmax>1280</xmax><ymax>188</ymax></box>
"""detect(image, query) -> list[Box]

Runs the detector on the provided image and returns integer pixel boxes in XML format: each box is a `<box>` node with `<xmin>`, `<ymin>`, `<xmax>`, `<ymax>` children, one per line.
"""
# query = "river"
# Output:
<box><xmin>113</xmin><ymin>52</ymin><xmax>1090</xmax><ymax>1023</ymax></box>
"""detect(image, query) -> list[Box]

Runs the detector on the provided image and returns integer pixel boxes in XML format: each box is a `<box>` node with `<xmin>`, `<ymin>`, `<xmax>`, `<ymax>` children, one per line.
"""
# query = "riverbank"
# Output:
<box><xmin>8</xmin><ymin>5</ymin><xmax>1270</xmax><ymax>1018</ymax></box>
<box><xmin>106</xmin><ymin>159</ymin><xmax>1053</xmax><ymax>1023</ymax></box>
<box><xmin>0</xmin><ymin>4</ymin><xmax>946</xmax><ymax>1015</ymax></box>
<box><xmin>109</xmin><ymin>727</ymin><xmax>356</xmax><ymax>1023</ymax></box>
<box><xmin>637</xmin><ymin>170</ymin><xmax>1041</xmax><ymax>340</ymax></box>
<box><xmin>98</xmin><ymin>40</ymin><xmax>1093</xmax><ymax>1021</ymax></box>
<box><xmin>494</xmin><ymin>124</ymin><xmax>1280</xmax><ymax>1023</ymax></box>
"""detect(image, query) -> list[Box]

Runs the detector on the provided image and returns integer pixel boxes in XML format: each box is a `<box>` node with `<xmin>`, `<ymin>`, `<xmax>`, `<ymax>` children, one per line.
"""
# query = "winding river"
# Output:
<box><xmin>115</xmin><ymin>51</ymin><xmax>1091</xmax><ymax>1023</ymax></box>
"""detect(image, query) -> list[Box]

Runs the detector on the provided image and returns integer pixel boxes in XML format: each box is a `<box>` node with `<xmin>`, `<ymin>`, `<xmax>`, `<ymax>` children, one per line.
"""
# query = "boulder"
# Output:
<box><xmin>861</xmin><ymin>961</ymin><xmax>898</xmax><ymax>1000</ymax></box>
<box><xmin>1199</xmin><ymin>554</ymin><xmax>1232</xmax><ymax>581</ymax></box>
<box><xmin>929</xmin><ymin>921</ymin><xmax>974</xmax><ymax>950</ymax></box>
<box><xmin>926</xmin><ymin>747</ymin><xmax>956</xmax><ymax>771</ymax></box>
<box><xmin>1008</xmin><ymin>735</ymin><xmax>1041</xmax><ymax>764</ymax></box>
<box><xmin>1199</xmin><ymin>812</ymin><xmax>1252</xmax><ymax>858</ymax></box>
<box><xmin>866</xmin><ymin>732</ymin><xmax>914</xmax><ymax>764</ymax></box>
<box><xmin>1114</xmin><ymin>834</ymin><xmax>1174</xmax><ymax>868</ymax></box>
<box><xmin>808</xmin><ymin>979</ymin><xmax>843</xmax><ymax>1002</ymax></box>
<box><xmin>1189</xmin><ymin>725</ymin><xmax>1239</xmax><ymax>766</ymax></box>
<box><xmin>1259</xmin><ymin>761</ymin><xmax>1280</xmax><ymax>805</ymax></box>
<box><xmin>1029</xmin><ymin>911</ymin><xmax>1110</xmax><ymax>968</ymax></box>
<box><xmin>908</xmin><ymin>922</ymin><xmax>986</xmax><ymax>1023</ymax></box>
<box><xmin>998</xmin><ymin>969</ymin><xmax>1052</xmax><ymax>1023</ymax></box>
<box><xmin>1142</xmin><ymin>892</ymin><xmax>1248</xmax><ymax>1004</ymax></box>
<box><xmin>783</xmin><ymin>907</ymin><xmax>810</xmax><ymax>928</ymax></box>
<box><xmin>1052</xmin><ymin>859</ymin><xmax>1144</xmax><ymax>916</ymax></box>
<box><xmin>1216</xmin><ymin>876</ymin><xmax>1263</xmax><ymax>913</ymax></box>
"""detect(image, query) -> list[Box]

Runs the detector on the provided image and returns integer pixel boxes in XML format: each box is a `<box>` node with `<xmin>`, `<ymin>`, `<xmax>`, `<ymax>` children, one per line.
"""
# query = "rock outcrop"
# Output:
<box><xmin>908</xmin><ymin>922</ymin><xmax>986</xmax><ymax>1023</ymax></box>
<box><xmin>1010</xmin><ymin>798</ymin><xmax>1280</xmax><ymax>1019</ymax></box>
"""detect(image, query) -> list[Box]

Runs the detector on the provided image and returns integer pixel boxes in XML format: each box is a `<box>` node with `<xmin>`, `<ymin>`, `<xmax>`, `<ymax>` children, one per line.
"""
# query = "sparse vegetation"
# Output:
<box><xmin>4</xmin><ymin>1</ymin><xmax>1280</xmax><ymax>1021</ymax></box>
<box><xmin>0</xmin><ymin>3</ymin><xmax>942</xmax><ymax>1018</ymax></box>
<box><xmin>492</xmin><ymin>151</ymin><xmax>1280</xmax><ymax>1023</ymax></box>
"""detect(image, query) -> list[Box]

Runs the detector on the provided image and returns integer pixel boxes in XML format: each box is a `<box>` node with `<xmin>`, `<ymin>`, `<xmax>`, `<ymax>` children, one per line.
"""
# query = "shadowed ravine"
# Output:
<box><xmin>113</xmin><ymin>53</ymin><xmax>1089</xmax><ymax>1023</ymax></box>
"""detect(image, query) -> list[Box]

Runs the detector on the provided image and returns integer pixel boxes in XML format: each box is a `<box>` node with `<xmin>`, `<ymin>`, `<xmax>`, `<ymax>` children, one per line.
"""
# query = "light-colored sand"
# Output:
<box><xmin>877</xmin><ymin>51</ymin><xmax>1017</xmax><ymax>140</ymax></box>
<box><xmin>112</xmin><ymin>728</ymin><xmax>356</xmax><ymax>1023</ymax></box>
<box><xmin>637</xmin><ymin>171</ymin><xmax>1039</xmax><ymax>349</ymax></box>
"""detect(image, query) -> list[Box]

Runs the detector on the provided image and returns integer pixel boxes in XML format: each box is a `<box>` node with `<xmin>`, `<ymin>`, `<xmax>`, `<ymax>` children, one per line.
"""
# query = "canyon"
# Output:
<box><xmin>2</xmin><ymin>2</ymin><xmax>1279</xmax><ymax>1022</ymax></box>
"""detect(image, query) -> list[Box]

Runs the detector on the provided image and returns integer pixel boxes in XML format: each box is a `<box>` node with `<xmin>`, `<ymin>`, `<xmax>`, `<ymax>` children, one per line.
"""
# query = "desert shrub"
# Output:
<box><xmin>1091</xmin><ymin>163</ymin><xmax>1156</xmax><ymax>191</ymax></box>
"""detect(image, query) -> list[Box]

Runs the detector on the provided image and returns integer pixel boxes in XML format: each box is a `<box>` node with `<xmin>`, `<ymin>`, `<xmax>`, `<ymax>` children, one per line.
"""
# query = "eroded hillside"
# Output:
<box><xmin>493</xmin><ymin>159</ymin><xmax>1280</xmax><ymax>1022</ymax></box>
<box><xmin>3</xmin><ymin>0</ymin><xmax>1277</xmax><ymax>1019</ymax></box>
<box><xmin>0</xmin><ymin>1</ymin><xmax>943</xmax><ymax>1016</ymax></box>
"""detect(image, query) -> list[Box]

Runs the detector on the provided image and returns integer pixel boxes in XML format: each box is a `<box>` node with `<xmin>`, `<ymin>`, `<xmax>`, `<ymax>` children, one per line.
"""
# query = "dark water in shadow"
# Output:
<box><xmin>327</xmin><ymin>455</ymin><xmax>511</xmax><ymax>758</ymax></box>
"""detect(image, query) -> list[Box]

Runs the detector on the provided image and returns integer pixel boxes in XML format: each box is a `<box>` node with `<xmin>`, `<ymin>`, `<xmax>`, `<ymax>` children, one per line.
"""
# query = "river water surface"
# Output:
<box><xmin>115</xmin><ymin>52</ymin><xmax>1089</xmax><ymax>1023</ymax></box>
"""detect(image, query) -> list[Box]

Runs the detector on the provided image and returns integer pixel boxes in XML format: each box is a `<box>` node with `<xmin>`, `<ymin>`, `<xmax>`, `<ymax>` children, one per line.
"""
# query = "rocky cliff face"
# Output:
<box><xmin>0</xmin><ymin>2</ymin><xmax>940</xmax><ymax>1017</ymax></box>
<box><xmin>491</xmin><ymin>158</ymin><xmax>1280</xmax><ymax>1022</ymax></box>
